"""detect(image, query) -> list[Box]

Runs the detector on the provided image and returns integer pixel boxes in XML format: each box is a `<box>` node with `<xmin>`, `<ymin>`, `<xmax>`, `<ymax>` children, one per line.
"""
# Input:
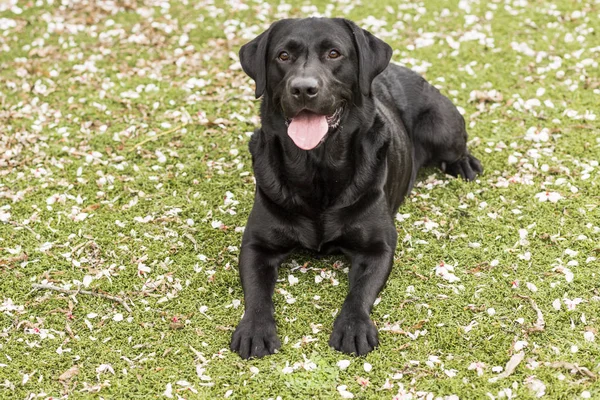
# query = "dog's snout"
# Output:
<box><xmin>290</xmin><ymin>77</ymin><xmax>320</xmax><ymax>99</ymax></box>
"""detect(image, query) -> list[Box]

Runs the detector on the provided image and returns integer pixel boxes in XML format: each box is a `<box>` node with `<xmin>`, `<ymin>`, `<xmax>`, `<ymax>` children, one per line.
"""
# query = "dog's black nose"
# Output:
<box><xmin>290</xmin><ymin>77</ymin><xmax>319</xmax><ymax>99</ymax></box>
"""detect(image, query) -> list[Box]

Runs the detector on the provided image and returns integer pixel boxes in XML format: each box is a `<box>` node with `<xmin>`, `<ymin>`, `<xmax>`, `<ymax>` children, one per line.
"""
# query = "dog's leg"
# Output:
<box><xmin>329</xmin><ymin>239</ymin><xmax>396</xmax><ymax>355</ymax></box>
<box><xmin>230</xmin><ymin>244</ymin><xmax>289</xmax><ymax>359</ymax></box>
<box><xmin>411</xmin><ymin>103</ymin><xmax>483</xmax><ymax>182</ymax></box>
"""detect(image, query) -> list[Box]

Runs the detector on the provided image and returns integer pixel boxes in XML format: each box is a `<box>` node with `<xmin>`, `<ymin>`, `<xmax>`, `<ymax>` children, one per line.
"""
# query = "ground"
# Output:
<box><xmin>0</xmin><ymin>0</ymin><xmax>599</xmax><ymax>399</ymax></box>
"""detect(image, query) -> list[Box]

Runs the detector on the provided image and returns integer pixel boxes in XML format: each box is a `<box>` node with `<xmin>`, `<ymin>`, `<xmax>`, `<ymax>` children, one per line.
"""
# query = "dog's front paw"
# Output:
<box><xmin>329</xmin><ymin>311</ymin><xmax>379</xmax><ymax>356</ymax></box>
<box><xmin>230</xmin><ymin>315</ymin><xmax>281</xmax><ymax>359</ymax></box>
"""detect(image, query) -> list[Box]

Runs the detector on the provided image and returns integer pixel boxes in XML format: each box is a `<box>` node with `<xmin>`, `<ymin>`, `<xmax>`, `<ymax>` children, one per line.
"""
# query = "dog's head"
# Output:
<box><xmin>240</xmin><ymin>18</ymin><xmax>392</xmax><ymax>150</ymax></box>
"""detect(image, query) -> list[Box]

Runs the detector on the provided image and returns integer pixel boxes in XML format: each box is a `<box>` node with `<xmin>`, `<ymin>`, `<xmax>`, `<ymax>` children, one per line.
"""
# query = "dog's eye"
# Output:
<box><xmin>278</xmin><ymin>51</ymin><xmax>290</xmax><ymax>61</ymax></box>
<box><xmin>328</xmin><ymin>49</ymin><xmax>341</xmax><ymax>59</ymax></box>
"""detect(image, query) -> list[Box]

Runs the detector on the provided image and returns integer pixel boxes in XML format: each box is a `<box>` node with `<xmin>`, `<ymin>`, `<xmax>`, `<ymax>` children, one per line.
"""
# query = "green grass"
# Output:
<box><xmin>1</xmin><ymin>0</ymin><xmax>599</xmax><ymax>398</ymax></box>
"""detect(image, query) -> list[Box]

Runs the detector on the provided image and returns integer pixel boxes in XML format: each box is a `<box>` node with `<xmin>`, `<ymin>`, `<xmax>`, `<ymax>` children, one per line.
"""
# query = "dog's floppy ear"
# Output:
<box><xmin>239</xmin><ymin>22</ymin><xmax>279</xmax><ymax>99</ymax></box>
<box><xmin>343</xmin><ymin>19</ymin><xmax>393</xmax><ymax>97</ymax></box>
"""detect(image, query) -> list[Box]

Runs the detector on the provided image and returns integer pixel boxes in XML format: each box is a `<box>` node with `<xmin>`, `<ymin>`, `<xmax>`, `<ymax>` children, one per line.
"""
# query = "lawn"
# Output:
<box><xmin>1</xmin><ymin>0</ymin><xmax>599</xmax><ymax>398</ymax></box>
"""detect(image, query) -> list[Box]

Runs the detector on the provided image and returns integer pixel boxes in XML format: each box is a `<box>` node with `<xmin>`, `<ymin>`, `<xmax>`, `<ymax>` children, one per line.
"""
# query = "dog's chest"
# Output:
<box><xmin>293</xmin><ymin>209</ymin><xmax>351</xmax><ymax>253</ymax></box>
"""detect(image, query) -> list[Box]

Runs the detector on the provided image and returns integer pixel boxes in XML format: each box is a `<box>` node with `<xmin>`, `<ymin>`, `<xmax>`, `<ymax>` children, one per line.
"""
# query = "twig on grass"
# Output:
<box><xmin>546</xmin><ymin>361</ymin><xmax>597</xmax><ymax>380</ymax></box>
<box><xmin>516</xmin><ymin>294</ymin><xmax>545</xmax><ymax>332</ymax></box>
<box><xmin>31</xmin><ymin>283</ymin><xmax>132</xmax><ymax>313</ymax></box>
<box><xmin>128</xmin><ymin>124</ymin><xmax>187</xmax><ymax>152</ymax></box>
<box><xmin>0</xmin><ymin>253</ymin><xmax>28</xmax><ymax>268</ymax></box>
<box><xmin>488</xmin><ymin>351</ymin><xmax>525</xmax><ymax>383</ymax></box>
<box><xmin>392</xmin><ymin>343</ymin><xmax>411</xmax><ymax>351</ymax></box>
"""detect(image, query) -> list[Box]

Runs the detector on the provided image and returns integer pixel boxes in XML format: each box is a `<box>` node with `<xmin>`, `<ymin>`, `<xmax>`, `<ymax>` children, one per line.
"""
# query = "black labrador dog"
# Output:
<box><xmin>230</xmin><ymin>18</ymin><xmax>482</xmax><ymax>359</ymax></box>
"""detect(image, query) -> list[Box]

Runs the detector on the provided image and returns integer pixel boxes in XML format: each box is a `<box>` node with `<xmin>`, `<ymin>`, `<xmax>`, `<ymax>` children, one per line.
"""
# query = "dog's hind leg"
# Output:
<box><xmin>411</xmin><ymin>105</ymin><xmax>482</xmax><ymax>182</ymax></box>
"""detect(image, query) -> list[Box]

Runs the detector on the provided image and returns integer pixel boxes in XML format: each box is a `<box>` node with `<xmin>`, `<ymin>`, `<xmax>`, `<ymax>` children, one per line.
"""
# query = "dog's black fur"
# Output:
<box><xmin>230</xmin><ymin>18</ymin><xmax>482</xmax><ymax>359</ymax></box>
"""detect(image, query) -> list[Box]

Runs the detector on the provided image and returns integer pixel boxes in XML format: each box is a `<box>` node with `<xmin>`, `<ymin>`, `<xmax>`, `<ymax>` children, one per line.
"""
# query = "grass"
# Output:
<box><xmin>0</xmin><ymin>0</ymin><xmax>599</xmax><ymax>398</ymax></box>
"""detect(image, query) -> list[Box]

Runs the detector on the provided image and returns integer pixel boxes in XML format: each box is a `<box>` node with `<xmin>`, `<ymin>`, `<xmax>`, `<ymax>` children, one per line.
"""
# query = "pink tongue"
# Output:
<box><xmin>287</xmin><ymin>112</ymin><xmax>328</xmax><ymax>150</ymax></box>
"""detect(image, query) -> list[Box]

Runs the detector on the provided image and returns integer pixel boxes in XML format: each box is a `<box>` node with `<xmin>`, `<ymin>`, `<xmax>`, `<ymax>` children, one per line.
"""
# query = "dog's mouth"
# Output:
<box><xmin>285</xmin><ymin>106</ymin><xmax>344</xmax><ymax>150</ymax></box>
